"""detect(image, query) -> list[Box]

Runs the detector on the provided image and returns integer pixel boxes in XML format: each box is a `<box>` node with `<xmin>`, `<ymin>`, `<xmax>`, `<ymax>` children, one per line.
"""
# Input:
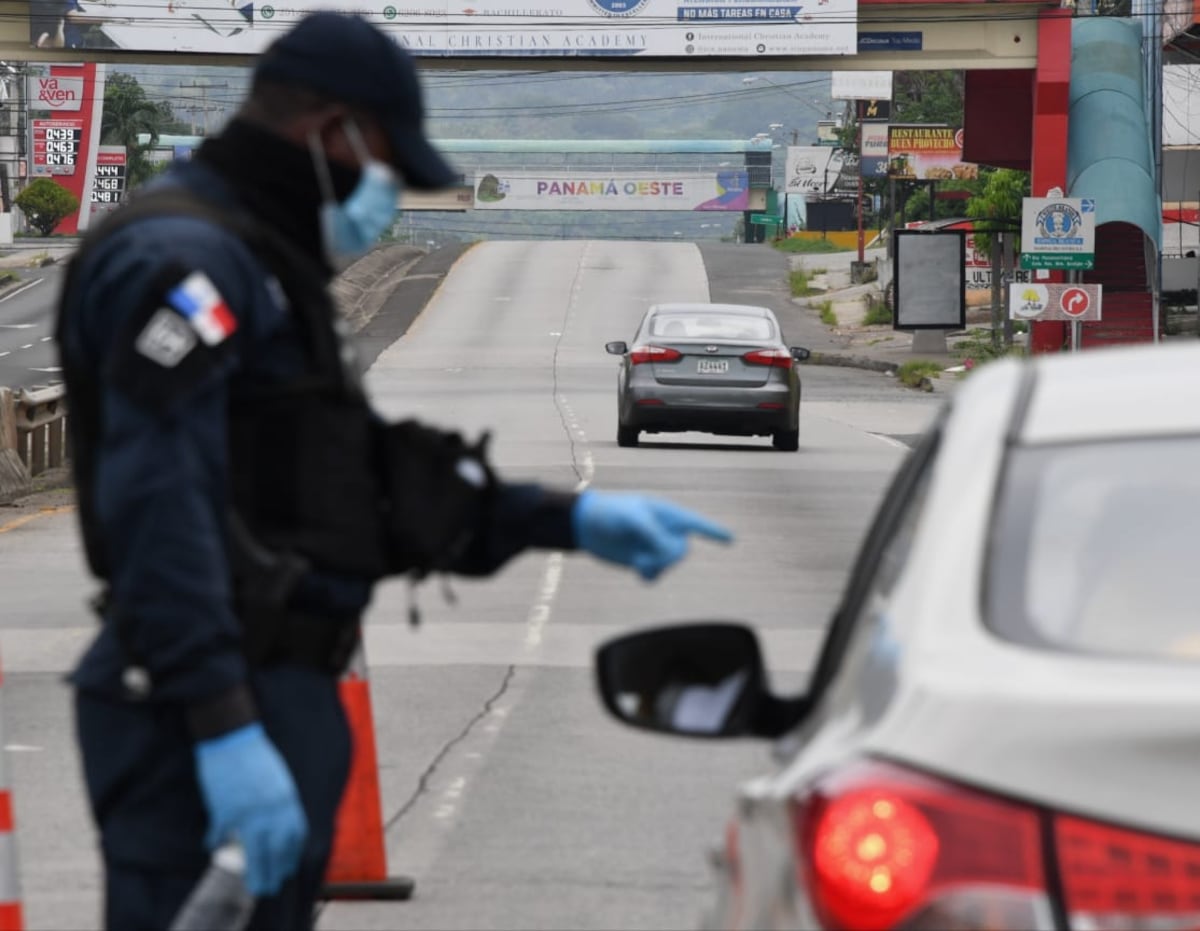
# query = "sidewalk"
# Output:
<box><xmin>784</xmin><ymin>245</ymin><xmax>1026</xmax><ymax>395</ymax></box>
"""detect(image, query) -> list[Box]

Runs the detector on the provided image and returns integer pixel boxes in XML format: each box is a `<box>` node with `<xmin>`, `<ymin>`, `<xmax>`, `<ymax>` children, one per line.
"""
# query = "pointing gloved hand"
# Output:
<box><xmin>193</xmin><ymin>722</ymin><xmax>308</xmax><ymax>897</ymax></box>
<box><xmin>572</xmin><ymin>490</ymin><xmax>733</xmax><ymax>580</ymax></box>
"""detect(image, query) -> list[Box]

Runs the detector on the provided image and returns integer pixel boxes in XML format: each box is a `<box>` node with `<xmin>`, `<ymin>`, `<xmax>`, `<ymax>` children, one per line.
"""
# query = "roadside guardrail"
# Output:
<box><xmin>12</xmin><ymin>386</ymin><xmax>67</xmax><ymax>476</ymax></box>
<box><xmin>0</xmin><ymin>386</ymin><xmax>67</xmax><ymax>498</ymax></box>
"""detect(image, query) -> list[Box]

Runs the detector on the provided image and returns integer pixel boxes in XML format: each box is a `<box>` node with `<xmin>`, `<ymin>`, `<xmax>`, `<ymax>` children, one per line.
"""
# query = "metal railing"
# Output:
<box><xmin>1</xmin><ymin>386</ymin><xmax>68</xmax><ymax>478</ymax></box>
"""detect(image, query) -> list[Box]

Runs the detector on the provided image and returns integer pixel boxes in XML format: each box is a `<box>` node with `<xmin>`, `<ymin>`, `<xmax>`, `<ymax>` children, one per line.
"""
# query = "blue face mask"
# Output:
<box><xmin>309</xmin><ymin>120</ymin><xmax>400</xmax><ymax>264</ymax></box>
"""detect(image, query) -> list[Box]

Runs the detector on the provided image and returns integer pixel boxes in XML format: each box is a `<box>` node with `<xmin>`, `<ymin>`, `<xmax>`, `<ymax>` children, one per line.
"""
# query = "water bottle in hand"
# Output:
<box><xmin>170</xmin><ymin>843</ymin><xmax>255</xmax><ymax>931</ymax></box>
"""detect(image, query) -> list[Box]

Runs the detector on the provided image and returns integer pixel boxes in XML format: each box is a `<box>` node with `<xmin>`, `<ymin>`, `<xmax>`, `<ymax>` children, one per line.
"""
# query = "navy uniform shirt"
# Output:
<box><xmin>60</xmin><ymin>122</ymin><xmax>575</xmax><ymax>729</ymax></box>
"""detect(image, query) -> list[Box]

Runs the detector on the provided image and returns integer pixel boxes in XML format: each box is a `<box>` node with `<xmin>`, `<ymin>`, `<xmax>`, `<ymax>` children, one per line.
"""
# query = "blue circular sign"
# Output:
<box><xmin>588</xmin><ymin>0</ymin><xmax>649</xmax><ymax>16</ymax></box>
<box><xmin>1036</xmin><ymin>202</ymin><xmax>1082</xmax><ymax>241</ymax></box>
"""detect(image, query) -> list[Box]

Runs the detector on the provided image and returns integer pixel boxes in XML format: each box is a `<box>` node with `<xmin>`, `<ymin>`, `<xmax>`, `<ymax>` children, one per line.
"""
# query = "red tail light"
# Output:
<box><xmin>1057</xmin><ymin>816</ymin><xmax>1200</xmax><ymax>930</ymax></box>
<box><xmin>792</xmin><ymin>760</ymin><xmax>1200</xmax><ymax>930</ymax></box>
<box><xmin>630</xmin><ymin>345</ymin><xmax>682</xmax><ymax>365</ymax></box>
<box><xmin>792</xmin><ymin>761</ymin><xmax>1049</xmax><ymax>931</ymax></box>
<box><xmin>743</xmin><ymin>348</ymin><xmax>793</xmax><ymax>369</ymax></box>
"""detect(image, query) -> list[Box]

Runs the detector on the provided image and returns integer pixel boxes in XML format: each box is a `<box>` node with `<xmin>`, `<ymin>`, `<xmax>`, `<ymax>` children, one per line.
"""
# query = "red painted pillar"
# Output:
<box><xmin>1029</xmin><ymin>9</ymin><xmax>1072</xmax><ymax>354</ymax></box>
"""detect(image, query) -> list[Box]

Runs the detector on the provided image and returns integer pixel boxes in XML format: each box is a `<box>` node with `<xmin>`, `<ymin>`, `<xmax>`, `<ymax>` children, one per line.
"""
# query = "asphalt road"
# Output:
<box><xmin>0</xmin><ymin>240</ymin><xmax>941</xmax><ymax>930</ymax></box>
<box><xmin>0</xmin><ymin>268</ymin><xmax>65</xmax><ymax>390</ymax></box>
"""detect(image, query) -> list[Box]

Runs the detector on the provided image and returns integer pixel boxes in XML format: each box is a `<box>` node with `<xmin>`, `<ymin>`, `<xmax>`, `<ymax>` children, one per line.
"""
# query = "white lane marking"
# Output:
<box><xmin>0</xmin><ymin>279</ymin><xmax>43</xmax><ymax>303</ymax></box>
<box><xmin>433</xmin><ymin>776</ymin><xmax>467</xmax><ymax>821</ymax></box>
<box><xmin>29</xmin><ymin>367</ymin><xmax>61</xmax><ymax>373</ymax></box>
<box><xmin>0</xmin><ymin>324</ymin><xmax>35</xmax><ymax>330</ymax></box>
<box><xmin>19</xmin><ymin>344</ymin><xmax>32</xmax><ymax>350</ymax></box>
<box><xmin>3</xmin><ymin>745</ymin><xmax>41</xmax><ymax>753</ymax></box>
<box><xmin>524</xmin><ymin>552</ymin><xmax>563</xmax><ymax>650</ymax></box>
<box><xmin>0</xmin><ymin>352</ymin><xmax>8</xmax><ymax>358</ymax></box>
<box><xmin>40</xmin><ymin>337</ymin><xmax>52</xmax><ymax>343</ymax></box>
<box><xmin>868</xmin><ymin>432</ymin><xmax>909</xmax><ymax>449</ymax></box>
<box><xmin>557</xmin><ymin>393</ymin><xmax>594</xmax><ymax>492</ymax></box>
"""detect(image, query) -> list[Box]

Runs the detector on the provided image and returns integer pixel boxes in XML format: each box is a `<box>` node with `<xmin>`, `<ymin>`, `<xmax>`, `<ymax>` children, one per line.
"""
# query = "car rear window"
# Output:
<box><xmin>648</xmin><ymin>314</ymin><xmax>774</xmax><ymax>341</ymax></box>
<box><xmin>986</xmin><ymin>436</ymin><xmax>1200</xmax><ymax>662</ymax></box>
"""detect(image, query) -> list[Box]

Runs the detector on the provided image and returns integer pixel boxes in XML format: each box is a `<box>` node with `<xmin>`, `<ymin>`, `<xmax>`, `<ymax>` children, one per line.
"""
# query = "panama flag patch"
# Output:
<box><xmin>166</xmin><ymin>272</ymin><xmax>238</xmax><ymax>346</ymax></box>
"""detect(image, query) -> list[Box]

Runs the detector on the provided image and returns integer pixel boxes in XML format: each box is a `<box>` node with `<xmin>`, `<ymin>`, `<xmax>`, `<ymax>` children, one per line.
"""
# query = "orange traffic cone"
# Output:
<box><xmin>0</xmin><ymin>653</ymin><xmax>23</xmax><ymax>930</ymax></box>
<box><xmin>321</xmin><ymin>643</ymin><xmax>415</xmax><ymax>902</ymax></box>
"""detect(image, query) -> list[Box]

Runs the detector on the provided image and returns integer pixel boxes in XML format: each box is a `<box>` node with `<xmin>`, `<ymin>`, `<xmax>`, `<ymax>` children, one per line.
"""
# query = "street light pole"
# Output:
<box><xmin>856</xmin><ymin>99</ymin><xmax>865</xmax><ymax>267</ymax></box>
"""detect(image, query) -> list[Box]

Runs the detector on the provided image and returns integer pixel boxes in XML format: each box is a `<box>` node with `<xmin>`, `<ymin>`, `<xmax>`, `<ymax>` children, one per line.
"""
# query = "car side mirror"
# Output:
<box><xmin>789</xmin><ymin>346</ymin><xmax>812</xmax><ymax>362</ymax></box>
<box><xmin>605</xmin><ymin>341</ymin><xmax>628</xmax><ymax>356</ymax></box>
<box><xmin>595</xmin><ymin>623</ymin><xmax>808</xmax><ymax>739</ymax></box>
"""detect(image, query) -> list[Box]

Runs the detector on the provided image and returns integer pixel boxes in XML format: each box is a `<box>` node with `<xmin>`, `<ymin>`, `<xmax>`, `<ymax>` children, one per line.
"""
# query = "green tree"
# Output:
<box><xmin>892</xmin><ymin>71</ymin><xmax>965</xmax><ymax>126</ymax></box>
<box><xmin>101</xmin><ymin>73</ymin><xmax>166</xmax><ymax>187</ymax></box>
<box><xmin>966</xmin><ymin>168</ymin><xmax>1030</xmax><ymax>253</ymax></box>
<box><xmin>15</xmin><ymin>178</ymin><xmax>79</xmax><ymax>236</ymax></box>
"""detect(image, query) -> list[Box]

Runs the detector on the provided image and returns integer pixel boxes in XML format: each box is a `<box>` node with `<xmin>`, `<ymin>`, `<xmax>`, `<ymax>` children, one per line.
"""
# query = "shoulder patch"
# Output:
<box><xmin>135</xmin><ymin>307</ymin><xmax>198</xmax><ymax>368</ymax></box>
<box><xmin>166</xmin><ymin>272</ymin><xmax>238</xmax><ymax>346</ymax></box>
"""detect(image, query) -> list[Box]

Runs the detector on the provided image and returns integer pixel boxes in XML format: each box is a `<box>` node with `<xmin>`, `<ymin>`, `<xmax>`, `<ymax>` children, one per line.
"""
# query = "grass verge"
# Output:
<box><xmin>789</xmin><ymin>269</ymin><xmax>819</xmax><ymax>297</ymax></box>
<box><xmin>862</xmin><ymin>297</ymin><xmax>892</xmax><ymax>326</ymax></box>
<box><xmin>897</xmin><ymin>359</ymin><xmax>943</xmax><ymax>389</ymax></box>
<box><xmin>818</xmin><ymin>300</ymin><xmax>837</xmax><ymax>327</ymax></box>
<box><xmin>771</xmin><ymin>237</ymin><xmax>842</xmax><ymax>254</ymax></box>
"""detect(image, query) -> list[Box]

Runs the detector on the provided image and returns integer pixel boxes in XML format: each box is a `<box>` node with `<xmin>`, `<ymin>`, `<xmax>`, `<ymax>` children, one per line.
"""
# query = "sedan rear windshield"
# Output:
<box><xmin>648</xmin><ymin>314</ymin><xmax>775</xmax><ymax>341</ymax></box>
<box><xmin>986</xmin><ymin>436</ymin><xmax>1200</xmax><ymax>662</ymax></box>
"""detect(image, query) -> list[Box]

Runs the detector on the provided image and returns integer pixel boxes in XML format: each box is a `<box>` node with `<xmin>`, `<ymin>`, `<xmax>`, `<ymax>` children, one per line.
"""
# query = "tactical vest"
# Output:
<box><xmin>57</xmin><ymin>188</ymin><xmax>391</xmax><ymax>587</ymax></box>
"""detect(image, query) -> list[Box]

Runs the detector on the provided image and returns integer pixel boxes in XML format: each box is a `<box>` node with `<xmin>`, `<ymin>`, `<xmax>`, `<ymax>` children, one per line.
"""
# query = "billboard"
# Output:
<box><xmin>860</xmin><ymin>122</ymin><xmax>889</xmax><ymax>179</ymax></box>
<box><xmin>785</xmin><ymin>147</ymin><xmax>836</xmax><ymax>195</ymax></box>
<box><xmin>832</xmin><ymin>70</ymin><xmax>892</xmax><ymax>100</ymax></box>
<box><xmin>887</xmin><ymin>126</ymin><xmax>978</xmax><ymax>181</ymax></box>
<box><xmin>894</xmin><ymin>230</ymin><xmax>966</xmax><ymax>330</ymax></box>
<box><xmin>27</xmin><ymin>0</ymin><xmax>858</xmax><ymax>58</ymax></box>
<box><xmin>474</xmin><ymin>171</ymin><xmax>750</xmax><ymax>210</ymax></box>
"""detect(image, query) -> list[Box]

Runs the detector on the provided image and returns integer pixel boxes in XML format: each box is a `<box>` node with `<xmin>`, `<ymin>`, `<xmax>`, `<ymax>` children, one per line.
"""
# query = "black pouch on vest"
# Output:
<box><xmin>229</xmin><ymin>386</ymin><xmax>390</xmax><ymax>579</ymax></box>
<box><xmin>375</xmin><ymin>419</ymin><xmax>495</xmax><ymax>576</ymax></box>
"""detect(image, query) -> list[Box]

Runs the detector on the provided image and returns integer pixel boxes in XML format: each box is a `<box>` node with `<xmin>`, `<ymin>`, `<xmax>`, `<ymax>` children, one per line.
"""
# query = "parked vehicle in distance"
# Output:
<box><xmin>605</xmin><ymin>302</ymin><xmax>810</xmax><ymax>451</ymax></box>
<box><xmin>595</xmin><ymin>342</ymin><xmax>1200</xmax><ymax>931</ymax></box>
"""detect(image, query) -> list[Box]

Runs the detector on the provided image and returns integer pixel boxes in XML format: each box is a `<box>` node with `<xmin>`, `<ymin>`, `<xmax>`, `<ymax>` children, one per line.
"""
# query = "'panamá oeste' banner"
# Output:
<box><xmin>474</xmin><ymin>171</ymin><xmax>750</xmax><ymax>210</ymax></box>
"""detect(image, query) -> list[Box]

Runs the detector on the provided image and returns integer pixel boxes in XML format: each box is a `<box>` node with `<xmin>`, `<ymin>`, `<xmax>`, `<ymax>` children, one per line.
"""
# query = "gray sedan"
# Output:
<box><xmin>605</xmin><ymin>302</ymin><xmax>810</xmax><ymax>451</ymax></box>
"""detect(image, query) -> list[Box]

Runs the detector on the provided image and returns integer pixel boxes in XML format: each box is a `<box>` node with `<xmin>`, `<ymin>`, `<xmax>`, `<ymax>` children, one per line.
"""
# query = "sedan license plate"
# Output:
<box><xmin>697</xmin><ymin>359</ymin><xmax>729</xmax><ymax>374</ymax></box>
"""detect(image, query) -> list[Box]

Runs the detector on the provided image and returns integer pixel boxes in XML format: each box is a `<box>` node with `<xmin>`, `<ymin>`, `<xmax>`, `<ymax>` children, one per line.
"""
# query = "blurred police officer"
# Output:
<box><xmin>57</xmin><ymin>13</ymin><xmax>732</xmax><ymax>930</ymax></box>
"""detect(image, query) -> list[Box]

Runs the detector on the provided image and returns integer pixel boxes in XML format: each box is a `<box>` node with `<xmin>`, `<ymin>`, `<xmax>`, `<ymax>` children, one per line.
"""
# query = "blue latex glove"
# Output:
<box><xmin>572</xmin><ymin>490</ymin><xmax>733</xmax><ymax>580</ymax></box>
<box><xmin>194</xmin><ymin>722</ymin><xmax>308</xmax><ymax>897</ymax></box>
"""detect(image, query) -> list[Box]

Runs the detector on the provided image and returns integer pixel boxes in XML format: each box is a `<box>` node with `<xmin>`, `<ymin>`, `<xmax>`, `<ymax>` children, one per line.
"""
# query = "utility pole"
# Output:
<box><xmin>855</xmin><ymin>99</ymin><xmax>865</xmax><ymax>278</ymax></box>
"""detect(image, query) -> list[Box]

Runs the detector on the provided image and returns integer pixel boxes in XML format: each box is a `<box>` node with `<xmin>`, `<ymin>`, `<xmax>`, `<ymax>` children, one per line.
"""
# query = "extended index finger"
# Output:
<box><xmin>649</xmin><ymin>500</ymin><xmax>734</xmax><ymax>543</ymax></box>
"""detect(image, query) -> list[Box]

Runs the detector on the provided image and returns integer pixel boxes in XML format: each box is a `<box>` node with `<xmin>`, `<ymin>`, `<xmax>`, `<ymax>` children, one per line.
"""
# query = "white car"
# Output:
<box><xmin>595</xmin><ymin>343</ymin><xmax>1200</xmax><ymax>931</ymax></box>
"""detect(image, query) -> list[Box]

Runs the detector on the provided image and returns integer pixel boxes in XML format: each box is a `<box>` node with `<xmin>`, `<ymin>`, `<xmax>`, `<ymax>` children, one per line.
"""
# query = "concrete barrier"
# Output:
<box><xmin>0</xmin><ymin>386</ymin><xmax>68</xmax><ymax>504</ymax></box>
<box><xmin>0</xmin><ymin>391</ymin><xmax>30</xmax><ymax>505</ymax></box>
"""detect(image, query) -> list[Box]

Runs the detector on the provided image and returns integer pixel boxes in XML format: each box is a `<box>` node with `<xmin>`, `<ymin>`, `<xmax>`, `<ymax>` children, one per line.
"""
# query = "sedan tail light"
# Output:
<box><xmin>743</xmin><ymin>348</ymin><xmax>793</xmax><ymax>369</ymax></box>
<box><xmin>790</xmin><ymin>760</ymin><xmax>1200</xmax><ymax>931</ymax></box>
<box><xmin>1057</xmin><ymin>816</ymin><xmax>1200</xmax><ymax>931</ymax></box>
<box><xmin>630</xmin><ymin>345</ymin><xmax>682</xmax><ymax>365</ymax></box>
<box><xmin>793</xmin><ymin>761</ymin><xmax>1047</xmax><ymax>931</ymax></box>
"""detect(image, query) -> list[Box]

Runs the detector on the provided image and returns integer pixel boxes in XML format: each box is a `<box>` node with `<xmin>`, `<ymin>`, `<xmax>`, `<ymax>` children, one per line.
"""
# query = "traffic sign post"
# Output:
<box><xmin>1008</xmin><ymin>281</ymin><xmax>1102</xmax><ymax>352</ymax></box>
<box><xmin>749</xmin><ymin>213</ymin><xmax>782</xmax><ymax>226</ymax></box>
<box><xmin>1020</xmin><ymin>197</ymin><xmax>1097</xmax><ymax>270</ymax></box>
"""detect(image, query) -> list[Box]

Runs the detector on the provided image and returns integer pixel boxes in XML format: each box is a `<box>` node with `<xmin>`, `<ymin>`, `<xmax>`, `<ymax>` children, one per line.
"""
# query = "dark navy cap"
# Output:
<box><xmin>254</xmin><ymin>12</ymin><xmax>456</xmax><ymax>189</ymax></box>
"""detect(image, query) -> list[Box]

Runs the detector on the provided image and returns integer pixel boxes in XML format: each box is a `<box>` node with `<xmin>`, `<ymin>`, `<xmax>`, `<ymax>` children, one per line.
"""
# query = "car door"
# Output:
<box><xmin>800</xmin><ymin>413</ymin><xmax>945</xmax><ymax>723</ymax></box>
